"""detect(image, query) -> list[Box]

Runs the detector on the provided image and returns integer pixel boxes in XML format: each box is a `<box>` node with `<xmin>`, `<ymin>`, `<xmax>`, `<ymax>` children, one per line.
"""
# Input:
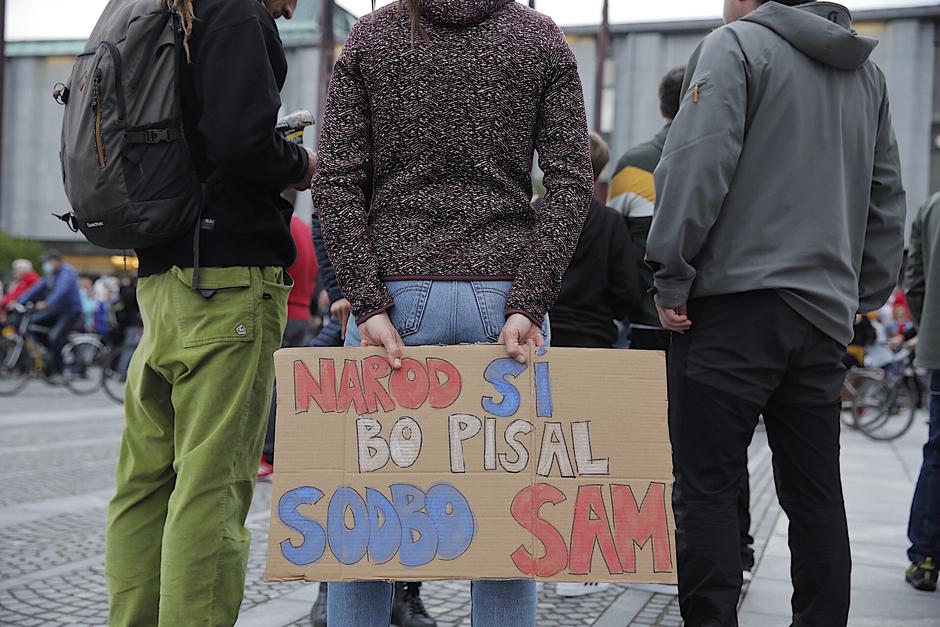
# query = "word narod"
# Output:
<box><xmin>280</xmin><ymin>354</ymin><xmax>673</xmax><ymax>576</ymax></box>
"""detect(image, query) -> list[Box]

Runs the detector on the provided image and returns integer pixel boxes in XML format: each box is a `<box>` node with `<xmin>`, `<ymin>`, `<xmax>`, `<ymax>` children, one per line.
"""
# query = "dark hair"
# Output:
<box><xmin>659</xmin><ymin>66</ymin><xmax>686</xmax><ymax>121</ymax></box>
<box><xmin>383</xmin><ymin>0</ymin><xmax>429</xmax><ymax>42</ymax></box>
<box><xmin>158</xmin><ymin>0</ymin><xmax>195</xmax><ymax>62</ymax></box>
<box><xmin>588</xmin><ymin>131</ymin><xmax>610</xmax><ymax>180</ymax></box>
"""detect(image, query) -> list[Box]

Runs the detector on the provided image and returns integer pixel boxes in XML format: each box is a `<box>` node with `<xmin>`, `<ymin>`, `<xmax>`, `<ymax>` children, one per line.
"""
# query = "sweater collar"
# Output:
<box><xmin>416</xmin><ymin>0</ymin><xmax>514</xmax><ymax>26</ymax></box>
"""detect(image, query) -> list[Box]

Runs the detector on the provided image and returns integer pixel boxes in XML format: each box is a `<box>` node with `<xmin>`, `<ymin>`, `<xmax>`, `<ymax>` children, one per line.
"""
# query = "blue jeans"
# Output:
<box><xmin>908</xmin><ymin>369</ymin><xmax>940</xmax><ymax>562</ymax></box>
<box><xmin>331</xmin><ymin>280</ymin><xmax>542</xmax><ymax>627</ymax></box>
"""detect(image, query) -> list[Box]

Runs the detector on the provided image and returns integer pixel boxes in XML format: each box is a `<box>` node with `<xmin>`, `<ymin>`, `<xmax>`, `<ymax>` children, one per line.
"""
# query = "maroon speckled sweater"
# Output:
<box><xmin>313</xmin><ymin>0</ymin><xmax>593</xmax><ymax>325</ymax></box>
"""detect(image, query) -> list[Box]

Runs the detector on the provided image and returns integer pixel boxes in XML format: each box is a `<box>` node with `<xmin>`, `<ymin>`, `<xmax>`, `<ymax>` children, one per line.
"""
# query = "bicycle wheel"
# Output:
<box><xmin>0</xmin><ymin>336</ymin><xmax>30</xmax><ymax>396</ymax></box>
<box><xmin>101</xmin><ymin>347</ymin><xmax>126</xmax><ymax>405</ymax></box>
<box><xmin>842</xmin><ymin>369</ymin><xmax>883</xmax><ymax>428</ymax></box>
<box><xmin>854</xmin><ymin>379</ymin><xmax>917</xmax><ymax>442</ymax></box>
<box><xmin>62</xmin><ymin>336</ymin><xmax>106</xmax><ymax>395</ymax></box>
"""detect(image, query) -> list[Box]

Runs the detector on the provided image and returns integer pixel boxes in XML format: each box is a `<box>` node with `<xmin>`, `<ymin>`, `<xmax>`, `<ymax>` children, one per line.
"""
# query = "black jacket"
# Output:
<box><xmin>550</xmin><ymin>198</ymin><xmax>641</xmax><ymax>348</ymax></box>
<box><xmin>137</xmin><ymin>0</ymin><xmax>308</xmax><ymax>276</ymax></box>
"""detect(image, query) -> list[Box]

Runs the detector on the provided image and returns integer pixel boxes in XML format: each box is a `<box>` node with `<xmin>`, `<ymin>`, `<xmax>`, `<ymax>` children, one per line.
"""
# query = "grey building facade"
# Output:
<box><xmin>2</xmin><ymin>3</ymin><xmax>938</xmax><ymax>251</ymax></box>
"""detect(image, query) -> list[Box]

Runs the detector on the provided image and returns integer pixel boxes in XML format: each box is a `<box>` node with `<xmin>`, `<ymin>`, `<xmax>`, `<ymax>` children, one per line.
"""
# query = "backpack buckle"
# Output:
<box><xmin>146</xmin><ymin>128</ymin><xmax>170</xmax><ymax>144</ymax></box>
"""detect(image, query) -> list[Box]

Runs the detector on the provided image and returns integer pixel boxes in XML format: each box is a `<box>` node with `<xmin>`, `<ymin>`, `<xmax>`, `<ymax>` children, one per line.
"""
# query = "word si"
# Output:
<box><xmin>278</xmin><ymin>483</ymin><xmax>475</xmax><ymax>567</ymax></box>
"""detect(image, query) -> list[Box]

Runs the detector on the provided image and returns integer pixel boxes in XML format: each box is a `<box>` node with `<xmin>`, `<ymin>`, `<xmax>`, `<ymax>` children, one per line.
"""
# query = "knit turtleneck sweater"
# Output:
<box><xmin>313</xmin><ymin>0</ymin><xmax>593</xmax><ymax>325</ymax></box>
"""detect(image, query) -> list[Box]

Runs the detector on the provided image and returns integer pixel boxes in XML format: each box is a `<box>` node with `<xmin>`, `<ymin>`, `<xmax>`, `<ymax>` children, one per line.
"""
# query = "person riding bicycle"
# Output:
<box><xmin>14</xmin><ymin>250</ymin><xmax>83</xmax><ymax>376</ymax></box>
<box><xmin>0</xmin><ymin>259</ymin><xmax>40</xmax><ymax>321</ymax></box>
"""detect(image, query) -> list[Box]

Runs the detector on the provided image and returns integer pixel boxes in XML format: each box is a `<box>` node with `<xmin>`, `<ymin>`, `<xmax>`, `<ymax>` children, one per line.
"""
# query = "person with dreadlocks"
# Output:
<box><xmin>104</xmin><ymin>0</ymin><xmax>314</xmax><ymax>625</ymax></box>
<box><xmin>314</xmin><ymin>0</ymin><xmax>592</xmax><ymax>626</ymax></box>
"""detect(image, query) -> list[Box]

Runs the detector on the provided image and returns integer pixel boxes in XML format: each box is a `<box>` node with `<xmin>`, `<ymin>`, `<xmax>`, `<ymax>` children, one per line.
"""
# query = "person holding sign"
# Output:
<box><xmin>647</xmin><ymin>1</ymin><xmax>906</xmax><ymax>626</ymax></box>
<box><xmin>313</xmin><ymin>0</ymin><xmax>593</xmax><ymax>624</ymax></box>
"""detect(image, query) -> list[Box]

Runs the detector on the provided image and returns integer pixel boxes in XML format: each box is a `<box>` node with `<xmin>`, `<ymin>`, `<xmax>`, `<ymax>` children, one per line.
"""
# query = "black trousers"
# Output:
<box><xmin>630</xmin><ymin>326</ymin><xmax>671</xmax><ymax>351</ymax></box>
<box><xmin>668</xmin><ymin>291</ymin><xmax>850</xmax><ymax>627</ymax></box>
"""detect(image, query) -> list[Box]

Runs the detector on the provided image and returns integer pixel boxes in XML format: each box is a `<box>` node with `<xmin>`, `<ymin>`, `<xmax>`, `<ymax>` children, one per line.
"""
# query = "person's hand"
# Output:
<box><xmin>293</xmin><ymin>146</ymin><xmax>316</xmax><ymax>191</ymax></box>
<box><xmin>657</xmin><ymin>304</ymin><xmax>692</xmax><ymax>333</ymax></box>
<box><xmin>906</xmin><ymin>336</ymin><xmax>919</xmax><ymax>352</ymax></box>
<box><xmin>35</xmin><ymin>301</ymin><xmax>47</xmax><ymax>312</ymax></box>
<box><xmin>331</xmin><ymin>298</ymin><xmax>352</xmax><ymax>340</ymax></box>
<box><xmin>888</xmin><ymin>334</ymin><xmax>905</xmax><ymax>350</ymax></box>
<box><xmin>498</xmin><ymin>313</ymin><xmax>544</xmax><ymax>364</ymax></box>
<box><xmin>359</xmin><ymin>312</ymin><xmax>403</xmax><ymax>369</ymax></box>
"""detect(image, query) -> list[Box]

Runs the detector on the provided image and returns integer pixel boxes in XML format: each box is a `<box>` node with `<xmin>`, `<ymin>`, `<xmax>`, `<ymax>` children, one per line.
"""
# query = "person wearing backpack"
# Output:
<box><xmin>103</xmin><ymin>1</ymin><xmax>314</xmax><ymax>625</ymax></box>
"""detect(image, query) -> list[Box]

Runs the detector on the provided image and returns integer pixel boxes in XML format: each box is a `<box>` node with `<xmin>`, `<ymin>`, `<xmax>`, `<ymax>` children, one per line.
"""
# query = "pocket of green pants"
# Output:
<box><xmin>262</xmin><ymin>270</ymin><xmax>292</xmax><ymax>333</ymax></box>
<box><xmin>170</xmin><ymin>266</ymin><xmax>255</xmax><ymax>347</ymax></box>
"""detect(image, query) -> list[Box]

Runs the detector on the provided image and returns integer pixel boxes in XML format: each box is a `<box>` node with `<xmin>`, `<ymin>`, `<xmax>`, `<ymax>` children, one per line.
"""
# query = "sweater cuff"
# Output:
<box><xmin>652</xmin><ymin>281</ymin><xmax>692</xmax><ymax>309</ymax></box>
<box><xmin>326</xmin><ymin>285</ymin><xmax>344</xmax><ymax>305</ymax></box>
<box><xmin>355</xmin><ymin>301</ymin><xmax>394</xmax><ymax>326</ymax></box>
<box><xmin>505</xmin><ymin>308</ymin><xmax>544</xmax><ymax>328</ymax></box>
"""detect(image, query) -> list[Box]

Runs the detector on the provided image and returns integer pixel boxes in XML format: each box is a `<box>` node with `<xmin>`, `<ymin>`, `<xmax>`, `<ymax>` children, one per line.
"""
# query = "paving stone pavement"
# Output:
<box><xmin>1</xmin><ymin>384</ymin><xmax>933</xmax><ymax>626</ymax></box>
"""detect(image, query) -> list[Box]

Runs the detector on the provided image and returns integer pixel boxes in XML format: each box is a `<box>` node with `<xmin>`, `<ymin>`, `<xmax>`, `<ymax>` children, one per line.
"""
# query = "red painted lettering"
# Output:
<box><xmin>337</xmin><ymin>359</ymin><xmax>368</xmax><ymax>414</ymax></box>
<box><xmin>611</xmin><ymin>483</ymin><xmax>673</xmax><ymax>573</ymax></box>
<box><xmin>426</xmin><ymin>358</ymin><xmax>462</xmax><ymax>409</ymax></box>
<box><xmin>294</xmin><ymin>359</ymin><xmax>336</xmax><ymax>414</ymax></box>
<box><xmin>389</xmin><ymin>358</ymin><xmax>430</xmax><ymax>410</ymax></box>
<box><xmin>509</xmin><ymin>483</ymin><xmax>569</xmax><ymax>577</ymax></box>
<box><xmin>361</xmin><ymin>356</ymin><xmax>396</xmax><ymax>414</ymax></box>
<box><xmin>568</xmin><ymin>485</ymin><xmax>623</xmax><ymax>575</ymax></box>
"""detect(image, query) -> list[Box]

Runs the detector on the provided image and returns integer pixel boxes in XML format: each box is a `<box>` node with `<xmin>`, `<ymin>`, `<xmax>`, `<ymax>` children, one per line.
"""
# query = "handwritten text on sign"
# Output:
<box><xmin>265</xmin><ymin>346</ymin><xmax>676</xmax><ymax>583</ymax></box>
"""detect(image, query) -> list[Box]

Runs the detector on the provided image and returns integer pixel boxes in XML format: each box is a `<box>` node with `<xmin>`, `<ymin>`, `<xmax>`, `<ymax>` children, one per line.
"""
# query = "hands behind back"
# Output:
<box><xmin>359</xmin><ymin>311</ymin><xmax>544</xmax><ymax>368</ymax></box>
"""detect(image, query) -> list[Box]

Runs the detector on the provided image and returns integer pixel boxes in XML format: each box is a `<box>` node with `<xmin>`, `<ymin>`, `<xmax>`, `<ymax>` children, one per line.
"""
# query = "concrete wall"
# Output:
<box><xmin>1</xmin><ymin>55</ymin><xmax>76</xmax><ymax>241</ymax></box>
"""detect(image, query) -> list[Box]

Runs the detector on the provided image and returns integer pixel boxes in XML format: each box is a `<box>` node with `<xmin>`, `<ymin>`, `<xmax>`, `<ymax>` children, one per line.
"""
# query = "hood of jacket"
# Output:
<box><xmin>416</xmin><ymin>0</ymin><xmax>514</xmax><ymax>25</ymax></box>
<box><xmin>742</xmin><ymin>1</ymin><xmax>877</xmax><ymax>70</ymax></box>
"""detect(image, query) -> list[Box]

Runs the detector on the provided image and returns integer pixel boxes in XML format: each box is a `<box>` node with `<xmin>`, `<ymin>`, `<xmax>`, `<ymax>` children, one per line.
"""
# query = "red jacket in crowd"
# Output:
<box><xmin>0</xmin><ymin>270</ymin><xmax>40</xmax><ymax>310</ymax></box>
<box><xmin>287</xmin><ymin>216</ymin><xmax>317</xmax><ymax>321</ymax></box>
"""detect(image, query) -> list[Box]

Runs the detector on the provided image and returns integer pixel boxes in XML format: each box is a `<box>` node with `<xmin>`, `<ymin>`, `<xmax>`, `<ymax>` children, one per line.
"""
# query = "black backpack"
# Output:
<box><xmin>56</xmin><ymin>0</ymin><xmax>203</xmax><ymax>254</ymax></box>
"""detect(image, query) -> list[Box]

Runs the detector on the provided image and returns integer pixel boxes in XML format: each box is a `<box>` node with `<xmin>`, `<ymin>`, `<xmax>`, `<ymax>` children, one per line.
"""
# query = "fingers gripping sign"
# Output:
<box><xmin>359</xmin><ymin>312</ymin><xmax>404</xmax><ymax>370</ymax></box>
<box><xmin>499</xmin><ymin>313</ymin><xmax>544</xmax><ymax>364</ymax></box>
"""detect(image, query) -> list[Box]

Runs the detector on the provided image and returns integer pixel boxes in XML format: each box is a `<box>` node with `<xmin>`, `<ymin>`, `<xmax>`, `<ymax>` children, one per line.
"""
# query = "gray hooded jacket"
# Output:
<box><xmin>646</xmin><ymin>1</ymin><xmax>906</xmax><ymax>345</ymax></box>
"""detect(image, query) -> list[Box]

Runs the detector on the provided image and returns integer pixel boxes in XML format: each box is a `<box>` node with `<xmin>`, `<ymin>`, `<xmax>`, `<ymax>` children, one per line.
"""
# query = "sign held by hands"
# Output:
<box><xmin>265</xmin><ymin>345</ymin><xmax>676</xmax><ymax>583</ymax></box>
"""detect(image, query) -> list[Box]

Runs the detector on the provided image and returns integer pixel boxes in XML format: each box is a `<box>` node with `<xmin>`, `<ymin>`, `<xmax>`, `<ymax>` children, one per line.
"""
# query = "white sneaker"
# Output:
<box><xmin>742</xmin><ymin>569</ymin><xmax>753</xmax><ymax>582</ymax></box>
<box><xmin>555</xmin><ymin>582</ymin><xmax>611</xmax><ymax>597</ymax></box>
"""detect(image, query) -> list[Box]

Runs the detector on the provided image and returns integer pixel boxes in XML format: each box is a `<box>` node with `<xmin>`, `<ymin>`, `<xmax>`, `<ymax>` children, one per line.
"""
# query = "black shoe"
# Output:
<box><xmin>741</xmin><ymin>547</ymin><xmax>755</xmax><ymax>572</ymax></box>
<box><xmin>391</xmin><ymin>582</ymin><xmax>437</xmax><ymax>627</ymax></box>
<box><xmin>310</xmin><ymin>582</ymin><xmax>328</xmax><ymax>627</ymax></box>
<box><xmin>906</xmin><ymin>557</ymin><xmax>937</xmax><ymax>592</ymax></box>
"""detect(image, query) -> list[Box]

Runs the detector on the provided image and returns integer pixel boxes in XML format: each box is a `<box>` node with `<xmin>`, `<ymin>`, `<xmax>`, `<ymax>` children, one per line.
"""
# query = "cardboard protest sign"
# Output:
<box><xmin>265</xmin><ymin>345</ymin><xmax>676</xmax><ymax>584</ymax></box>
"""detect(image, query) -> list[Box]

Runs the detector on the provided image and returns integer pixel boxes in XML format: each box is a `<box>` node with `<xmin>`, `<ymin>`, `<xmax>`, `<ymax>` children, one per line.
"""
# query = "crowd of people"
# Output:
<box><xmin>0</xmin><ymin>253</ymin><xmax>141</xmax><ymax>377</ymax></box>
<box><xmin>27</xmin><ymin>0</ymin><xmax>939</xmax><ymax>626</ymax></box>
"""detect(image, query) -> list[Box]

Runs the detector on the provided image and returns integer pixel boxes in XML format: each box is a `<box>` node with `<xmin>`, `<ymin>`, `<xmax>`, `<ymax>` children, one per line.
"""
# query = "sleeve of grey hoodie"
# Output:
<box><xmin>858</xmin><ymin>84</ymin><xmax>906</xmax><ymax>314</ymax></box>
<box><xmin>644</xmin><ymin>29</ymin><xmax>747</xmax><ymax>309</ymax></box>
<box><xmin>905</xmin><ymin>203</ymin><xmax>926</xmax><ymax>329</ymax></box>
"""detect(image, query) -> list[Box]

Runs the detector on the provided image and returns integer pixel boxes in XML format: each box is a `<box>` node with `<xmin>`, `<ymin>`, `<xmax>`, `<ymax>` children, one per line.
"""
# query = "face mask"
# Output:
<box><xmin>42</xmin><ymin>262</ymin><xmax>53</xmax><ymax>275</ymax></box>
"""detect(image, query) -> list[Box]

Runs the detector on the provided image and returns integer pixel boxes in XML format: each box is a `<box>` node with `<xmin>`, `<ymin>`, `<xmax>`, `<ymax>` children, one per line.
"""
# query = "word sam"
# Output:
<box><xmin>511</xmin><ymin>482</ymin><xmax>673</xmax><ymax>577</ymax></box>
